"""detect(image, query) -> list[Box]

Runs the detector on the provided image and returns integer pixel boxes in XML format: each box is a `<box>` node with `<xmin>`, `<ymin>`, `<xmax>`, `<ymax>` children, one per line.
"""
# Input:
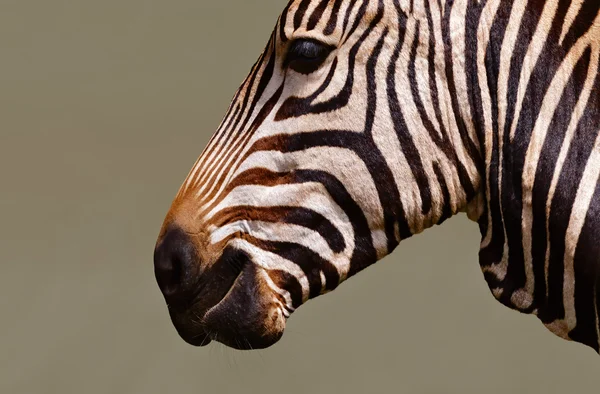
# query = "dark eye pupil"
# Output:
<box><xmin>293</xmin><ymin>41</ymin><xmax>322</xmax><ymax>59</ymax></box>
<box><xmin>285</xmin><ymin>39</ymin><xmax>333</xmax><ymax>75</ymax></box>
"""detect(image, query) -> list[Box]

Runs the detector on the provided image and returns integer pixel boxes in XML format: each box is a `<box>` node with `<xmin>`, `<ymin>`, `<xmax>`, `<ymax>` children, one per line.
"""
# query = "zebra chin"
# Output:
<box><xmin>154</xmin><ymin>226</ymin><xmax>287</xmax><ymax>350</ymax></box>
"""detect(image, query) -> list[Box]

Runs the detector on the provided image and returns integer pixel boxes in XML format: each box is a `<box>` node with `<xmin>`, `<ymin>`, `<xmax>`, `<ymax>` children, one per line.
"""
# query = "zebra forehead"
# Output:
<box><xmin>280</xmin><ymin>0</ymin><xmax>393</xmax><ymax>40</ymax></box>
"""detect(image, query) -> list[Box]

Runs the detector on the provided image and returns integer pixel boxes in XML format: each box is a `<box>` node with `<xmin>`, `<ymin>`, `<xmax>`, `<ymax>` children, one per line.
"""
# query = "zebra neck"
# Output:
<box><xmin>470</xmin><ymin>0</ymin><xmax>600</xmax><ymax>351</ymax></box>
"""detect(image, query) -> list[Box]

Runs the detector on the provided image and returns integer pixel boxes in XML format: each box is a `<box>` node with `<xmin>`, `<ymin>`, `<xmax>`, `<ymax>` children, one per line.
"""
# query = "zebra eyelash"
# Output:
<box><xmin>283</xmin><ymin>38</ymin><xmax>335</xmax><ymax>75</ymax></box>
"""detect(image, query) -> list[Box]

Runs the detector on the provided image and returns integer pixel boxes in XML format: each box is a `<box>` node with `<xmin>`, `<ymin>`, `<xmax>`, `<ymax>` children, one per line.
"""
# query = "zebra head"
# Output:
<box><xmin>154</xmin><ymin>0</ymin><xmax>482</xmax><ymax>350</ymax></box>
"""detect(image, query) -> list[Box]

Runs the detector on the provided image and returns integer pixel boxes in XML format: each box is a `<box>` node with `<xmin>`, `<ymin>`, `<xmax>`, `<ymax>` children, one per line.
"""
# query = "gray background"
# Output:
<box><xmin>1</xmin><ymin>1</ymin><xmax>598</xmax><ymax>393</ymax></box>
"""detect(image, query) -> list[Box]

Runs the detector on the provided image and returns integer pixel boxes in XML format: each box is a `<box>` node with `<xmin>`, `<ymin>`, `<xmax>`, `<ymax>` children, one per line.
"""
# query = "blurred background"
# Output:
<box><xmin>1</xmin><ymin>1</ymin><xmax>599</xmax><ymax>393</ymax></box>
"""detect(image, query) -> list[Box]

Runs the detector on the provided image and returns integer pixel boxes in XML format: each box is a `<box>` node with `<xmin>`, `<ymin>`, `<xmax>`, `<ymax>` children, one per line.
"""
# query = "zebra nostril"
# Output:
<box><xmin>153</xmin><ymin>227</ymin><xmax>198</xmax><ymax>307</ymax></box>
<box><xmin>155</xmin><ymin>253</ymin><xmax>182</xmax><ymax>297</ymax></box>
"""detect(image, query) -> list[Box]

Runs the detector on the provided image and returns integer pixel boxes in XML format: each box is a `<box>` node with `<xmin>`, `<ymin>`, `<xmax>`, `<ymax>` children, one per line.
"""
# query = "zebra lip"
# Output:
<box><xmin>181</xmin><ymin>332</ymin><xmax>212</xmax><ymax>347</ymax></box>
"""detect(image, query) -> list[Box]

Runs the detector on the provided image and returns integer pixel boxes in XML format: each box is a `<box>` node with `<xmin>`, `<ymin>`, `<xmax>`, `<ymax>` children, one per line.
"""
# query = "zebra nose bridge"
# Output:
<box><xmin>162</xmin><ymin>193</ymin><xmax>206</xmax><ymax>235</ymax></box>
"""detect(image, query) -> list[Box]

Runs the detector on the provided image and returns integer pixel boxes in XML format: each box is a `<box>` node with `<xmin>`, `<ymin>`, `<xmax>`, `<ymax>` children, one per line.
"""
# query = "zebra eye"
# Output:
<box><xmin>284</xmin><ymin>39</ymin><xmax>334</xmax><ymax>75</ymax></box>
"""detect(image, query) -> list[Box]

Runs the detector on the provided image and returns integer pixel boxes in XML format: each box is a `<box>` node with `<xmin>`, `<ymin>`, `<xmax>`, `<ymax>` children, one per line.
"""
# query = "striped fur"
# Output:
<box><xmin>157</xmin><ymin>0</ymin><xmax>600</xmax><ymax>353</ymax></box>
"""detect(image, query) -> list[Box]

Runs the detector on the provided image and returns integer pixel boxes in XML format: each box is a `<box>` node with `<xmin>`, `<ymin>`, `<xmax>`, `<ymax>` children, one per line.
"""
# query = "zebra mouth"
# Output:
<box><xmin>159</xmin><ymin>243</ymin><xmax>249</xmax><ymax>348</ymax></box>
<box><xmin>203</xmin><ymin>262</ymin><xmax>285</xmax><ymax>350</ymax></box>
<box><xmin>168</xmin><ymin>308</ymin><xmax>214</xmax><ymax>347</ymax></box>
<box><xmin>185</xmin><ymin>261</ymin><xmax>285</xmax><ymax>350</ymax></box>
<box><xmin>166</xmin><ymin>250</ymin><xmax>285</xmax><ymax>350</ymax></box>
<box><xmin>177</xmin><ymin>262</ymin><xmax>248</xmax><ymax>347</ymax></box>
<box><xmin>181</xmin><ymin>332</ymin><xmax>212</xmax><ymax>347</ymax></box>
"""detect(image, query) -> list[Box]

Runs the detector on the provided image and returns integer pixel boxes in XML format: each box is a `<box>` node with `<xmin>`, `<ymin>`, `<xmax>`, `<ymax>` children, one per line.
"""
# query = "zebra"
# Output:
<box><xmin>153</xmin><ymin>0</ymin><xmax>600</xmax><ymax>354</ymax></box>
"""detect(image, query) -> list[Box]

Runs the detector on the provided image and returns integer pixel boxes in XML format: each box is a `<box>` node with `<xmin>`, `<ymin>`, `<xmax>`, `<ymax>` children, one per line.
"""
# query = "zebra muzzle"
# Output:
<box><xmin>154</xmin><ymin>226</ymin><xmax>285</xmax><ymax>350</ymax></box>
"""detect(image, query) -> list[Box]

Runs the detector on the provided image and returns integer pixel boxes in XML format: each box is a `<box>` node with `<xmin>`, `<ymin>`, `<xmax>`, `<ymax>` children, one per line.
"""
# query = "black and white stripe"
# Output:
<box><xmin>161</xmin><ymin>0</ymin><xmax>600</xmax><ymax>353</ymax></box>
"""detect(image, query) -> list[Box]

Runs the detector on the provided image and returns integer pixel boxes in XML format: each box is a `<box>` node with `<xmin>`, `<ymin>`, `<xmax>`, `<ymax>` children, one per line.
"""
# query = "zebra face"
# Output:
<box><xmin>155</xmin><ymin>0</ymin><xmax>465</xmax><ymax>350</ymax></box>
